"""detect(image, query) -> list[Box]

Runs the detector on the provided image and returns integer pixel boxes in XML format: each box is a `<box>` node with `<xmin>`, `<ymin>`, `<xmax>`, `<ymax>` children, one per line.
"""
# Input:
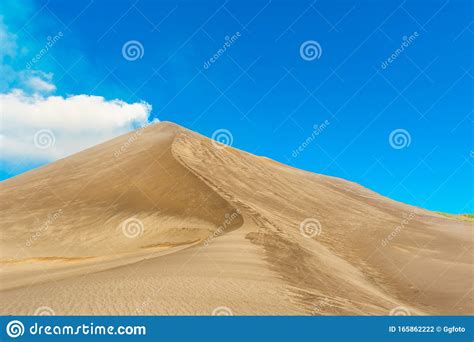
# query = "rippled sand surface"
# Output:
<box><xmin>0</xmin><ymin>122</ymin><xmax>472</xmax><ymax>315</ymax></box>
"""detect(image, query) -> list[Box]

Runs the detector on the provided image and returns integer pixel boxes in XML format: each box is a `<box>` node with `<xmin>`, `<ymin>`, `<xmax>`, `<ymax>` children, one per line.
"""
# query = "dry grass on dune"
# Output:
<box><xmin>0</xmin><ymin>121</ymin><xmax>472</xmax><ymax>315</ymax></box>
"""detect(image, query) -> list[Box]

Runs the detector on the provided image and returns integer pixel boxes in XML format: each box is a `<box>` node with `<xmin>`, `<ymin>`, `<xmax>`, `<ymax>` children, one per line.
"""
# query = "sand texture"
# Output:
<box><xmin>0</xmin><ymin>122</ymin><xmax>472</xmax><ymax>315</ymax></box>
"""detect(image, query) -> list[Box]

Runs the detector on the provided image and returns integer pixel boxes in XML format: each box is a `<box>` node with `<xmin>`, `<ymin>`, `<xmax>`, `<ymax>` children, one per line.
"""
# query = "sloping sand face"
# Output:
<box><xmin>0</xmin><ymin>122</ymin><xmax>472</xmax><ymax>315</ymax></box>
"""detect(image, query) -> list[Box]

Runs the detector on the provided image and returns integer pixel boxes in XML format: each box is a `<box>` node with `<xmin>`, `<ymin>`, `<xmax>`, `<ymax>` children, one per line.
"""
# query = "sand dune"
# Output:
<box><xmin>0</xmin><ymin>122</ymin><xmax>472</xmax><ymax>315</ymax></box>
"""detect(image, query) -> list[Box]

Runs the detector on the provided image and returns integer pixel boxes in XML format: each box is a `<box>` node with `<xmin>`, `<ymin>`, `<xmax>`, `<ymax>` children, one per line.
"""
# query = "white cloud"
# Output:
<box><xmin>27</xmin><ymin>76</ymin><xmax>56</xmax><ymax>93</ymax></box>
<box><xmin>0</xmin><ymin>90</ymin><xmax>153</xmax><ymax>161</ymax></box>
<box><xmin>0</xmin><ymin>13</ymin><xmax>156</xmax><ymax>168</ymax></box>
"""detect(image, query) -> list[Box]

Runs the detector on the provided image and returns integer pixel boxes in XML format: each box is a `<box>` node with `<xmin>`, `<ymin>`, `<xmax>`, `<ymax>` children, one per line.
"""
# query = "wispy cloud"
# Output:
<box><xmin>26</xmin><ymin>72</ymin><xmax>56</xmax><ymax>93</ymax></box>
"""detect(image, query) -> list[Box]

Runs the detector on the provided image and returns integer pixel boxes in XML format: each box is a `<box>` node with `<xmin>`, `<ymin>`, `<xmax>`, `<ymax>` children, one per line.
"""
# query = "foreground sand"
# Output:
<box><xmin>0</xmin><ymin>122</ymin><xmax>472</xmax><ymax>315</ymax></box>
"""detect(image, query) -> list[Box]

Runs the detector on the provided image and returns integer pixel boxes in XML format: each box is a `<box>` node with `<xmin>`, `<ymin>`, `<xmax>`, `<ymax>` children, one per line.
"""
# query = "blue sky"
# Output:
<box><xmin>0</xmin><ymin>0</ymin><xmax>472</xmax><ymax>214</ymax></box>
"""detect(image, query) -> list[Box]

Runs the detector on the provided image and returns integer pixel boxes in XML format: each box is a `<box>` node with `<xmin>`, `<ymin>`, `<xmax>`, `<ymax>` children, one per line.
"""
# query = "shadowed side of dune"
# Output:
<box><xmin>0</xmin><ymin>122</ymin><xmax>243</xmax><ymax>290</ymax></box>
